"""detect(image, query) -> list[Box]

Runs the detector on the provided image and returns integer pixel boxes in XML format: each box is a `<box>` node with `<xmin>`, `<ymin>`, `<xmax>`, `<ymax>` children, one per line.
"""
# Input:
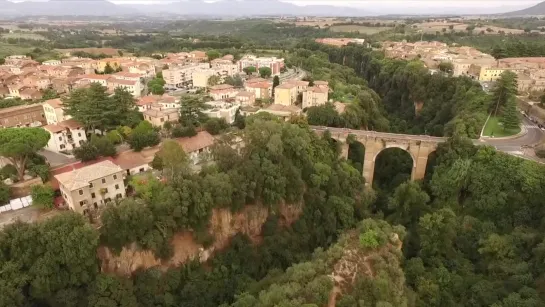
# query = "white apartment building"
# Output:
<box><xmin>55</xmin><ymin>160</ymin><xmax>126</xmax><ymax>214</ymax></box>
<box><xmin>81</xmin><ymin>74</ymin><xmax>111</xmax><ymax>86</ymax></box>
<box><xmin>43</xmin><ymin>119</ymin><xmax>87</xmax><ymax>152</ymax></box>
<box><xmin>211</xmin><ymin>58</ymin><xmax>238</xmax><ymax>77</ymax></box>
<box><xmin>162</xmin><ymin>63</ymin><xmax>210</xmax><ymax>88</ymax></box>
<box><xmin>43</xmin><ymin>98</ymin><xmax>71</xmax><ymax>124</ymax></box>
<box><xmin>108</xmin><ymin>78</ymin><xmax>142</xmax><ymax>98</ymax></box>
<box><xmin>203</xmin><ymin>100</ymin><xmax>239</xmax><ymax>124</ymax></box>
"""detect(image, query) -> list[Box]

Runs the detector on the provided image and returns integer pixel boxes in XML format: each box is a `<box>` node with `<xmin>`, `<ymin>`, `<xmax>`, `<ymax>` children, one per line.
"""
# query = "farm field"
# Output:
<box><xmin>413</xmin><ymin>21</ymin><xmax>534</xmax><ymax>35</ymax></box>
<box><xmin>329</xmin><ymin>25</ymin><xmax>391</xmax><ymax>34</ymax></box>
<box><xmin>1</xmin><ymin>32</ymin><xmax>48</xmax><ymax>40</ymax></box>
<box><xmin>0</xmin><ymin>42</ymin><xmax>32</xmax><ymax>58</ymax></box>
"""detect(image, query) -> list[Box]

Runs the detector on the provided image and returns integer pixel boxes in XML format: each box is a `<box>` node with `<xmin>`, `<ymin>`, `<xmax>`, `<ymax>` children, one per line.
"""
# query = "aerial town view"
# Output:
<box><xmin>3</xmin><ymin>0</ymin><xmax>545</xmax><ymax>305</ymax></box>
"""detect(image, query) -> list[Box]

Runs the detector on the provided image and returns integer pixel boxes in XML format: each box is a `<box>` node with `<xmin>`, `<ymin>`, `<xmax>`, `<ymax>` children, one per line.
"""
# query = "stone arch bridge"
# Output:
<box><xmin>311</xmin><ymin>126</ymin><xmax>446</xmax><ymax>186</ymax></box>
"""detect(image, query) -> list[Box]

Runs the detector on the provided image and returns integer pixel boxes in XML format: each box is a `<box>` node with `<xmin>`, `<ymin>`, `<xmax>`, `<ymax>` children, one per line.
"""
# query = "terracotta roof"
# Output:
<box><xmin>246</xmin><ymin>82</ymin><xmax>271</xmax><ymax>89</ymax></box>
<box><xmin>137</xmin><ymin>95</ymin><xmax>161</xmax><ymax>106</ymax></box>
<box><xmin>43</xmin><ymin>124</ymin><xmax>65</xmax><ymax>133</ymax></box>
<box><xmin>54</xmin><ymin>160</ymin><xmax>122</xmax><ymax>191</ymax></box>
<box><xmin>314</xmin><ymin>80</ymin><xmax>329</xmax><ymax>86</ymax></box>
<box><xmin>310</xmin><ymin>86</ymin><xmax>328</xmax><ymax>94</ymax></box>
<box><xmin>210</xmin><ymin>84</ymin><xmax>235</xmax><ymax>91</ymax></box>
<box><xmin>44</xmin><ymin>98</ymin><xmax>63</xmax><ymax>108</ymax></box>
<box><xmin>245</xmin><ymin>77</ymin><xmax>268</xmax><ymax>84</ymax></box>
<box><xmin>82</xmin><ymin>74</ymin><xmax>111</xmax><ymax>80</ymax></box>
<box><xmin>113</xmin><ymin>72</ymin><xmax>141</xmax><ymax>78</ymax></box>
<box><xmin>276</xmin><ymin>83</ymin><xmax>297</xmax><ymax>89</ymax></box>
<box><xmin>20</xmin><ymin>88</ymin><xmax>41</xmax><ymax>97</ymax></box>
<box><xmin>59</xmin><ymin>119</ymin><xmax>83</xmax><ymax>129</ymax></box>
<box><xmin>113</xmin><ymin>148</ymin><xmax>157</xmax><ymax>170</ymax></box>
<box><xmin>110</xmin><ymin>78</ymin><xmax>138</xmax><ymax>86</ymax></box>
<box><xmin>173</xmin><ymin>131</ymin><xmax>214</xmax><ymax>153</ymax></box>
<box><xmin>265</xmin><ymin>104</ymin><xmax>302</xmax><ymax>112</ymax></box>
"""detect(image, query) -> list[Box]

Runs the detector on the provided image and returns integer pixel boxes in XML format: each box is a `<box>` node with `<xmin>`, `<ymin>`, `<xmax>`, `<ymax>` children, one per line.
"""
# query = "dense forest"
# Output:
<box><xmin>2</xmin><ymin>113</ymin><xmax>545</xmax><ymax>306</ymax></box>
<box><xmin>293</xmin><ymin>41</ymin><xmax>489</xmax><ymax>138</ymax></box>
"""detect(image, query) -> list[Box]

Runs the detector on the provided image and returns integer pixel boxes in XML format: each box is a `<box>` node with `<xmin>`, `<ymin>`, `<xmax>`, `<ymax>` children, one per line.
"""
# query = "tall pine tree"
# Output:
<box><xmin>501</xmin><ymin>97</ymin><xmax>520</xmax><ymax>130</ymax></box>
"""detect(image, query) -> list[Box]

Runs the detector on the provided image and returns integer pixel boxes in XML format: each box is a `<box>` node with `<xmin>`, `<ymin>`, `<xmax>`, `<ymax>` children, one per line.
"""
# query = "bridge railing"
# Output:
<box><xmin>310</xmin><ymin>126</ymin><xmax>447</xmax><ymax>142</ymax></box>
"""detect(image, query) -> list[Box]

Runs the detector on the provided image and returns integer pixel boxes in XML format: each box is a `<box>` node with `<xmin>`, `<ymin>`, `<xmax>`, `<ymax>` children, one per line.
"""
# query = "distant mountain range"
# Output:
<box><xmin>503</xmin><ymin>0</ymin><xmax>545</xmax><ymax>16</ymax></box>
<box><xmin>0</xmin><ymin>0</ymin><xmax>369</xmax><ymax>16</ymax></box>
<box><xmin>0</xmin><ymin>0</ymin><xmax>542</xmax><ymax>17</ymax></box>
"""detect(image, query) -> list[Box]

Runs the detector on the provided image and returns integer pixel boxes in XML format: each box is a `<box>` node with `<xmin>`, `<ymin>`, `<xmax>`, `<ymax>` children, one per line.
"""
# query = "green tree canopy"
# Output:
<box><xmin>0</xmin><ymin>128</ymin><xmax>50</xmax><ymax>180</ymax></box>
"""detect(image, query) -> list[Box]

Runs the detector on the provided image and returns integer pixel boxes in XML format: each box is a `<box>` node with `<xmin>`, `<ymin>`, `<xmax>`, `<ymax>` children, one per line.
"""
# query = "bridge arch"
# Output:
<box><xmin>312</xmin><ymin>127</ymin><xmax>443</xmax><ymax>187</ymax></box>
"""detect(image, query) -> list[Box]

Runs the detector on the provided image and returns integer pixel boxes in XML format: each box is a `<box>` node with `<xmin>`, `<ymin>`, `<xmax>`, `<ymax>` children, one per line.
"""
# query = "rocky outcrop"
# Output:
<box><xmin>98</xmin><ymin>203</ymin><xmax>302</xmax><ymax>275</ymax></box>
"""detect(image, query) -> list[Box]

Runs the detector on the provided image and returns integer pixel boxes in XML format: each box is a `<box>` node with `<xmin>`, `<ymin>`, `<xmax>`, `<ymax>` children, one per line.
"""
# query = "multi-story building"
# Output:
<box><xmin>209</xmin><ymin>84</ymin><xmax>238</xmax><ymax>100</ymax></box>
<box><xmin>143</xmin><ymin>107</ymin><xmax>179</xmax><ymax>127</ymax></box>
<box><xmin>192</xmin><ymin>69</ymin><xmax>218</xmax><ymax>88</ymax></box>
<box><xmin>235</xmin><ymin>91</ymin><xmax>256</xmax><ymax>106</ymax></box>
<box><xmin>108</xmin><ymin>78</ymin><xmax>141</xmax><ymax>97</ymax></box>
<box><xmin>0</xmin><ymin>104</ymin><xmax>45</xmax><ymax>128</ymax></box>
<box><xmin>43</xmin><ymin>98</ymin><xmax>71</xmax><ymax>124</ymax></box>
<box><xmin>55</xmin><ymin>160</ymin><xmax>126</xmax><ymax>214</ymax></box>
<box><xmin>80</xmin><ymin>74</ymin><xmax>111</xmax><ymax>87</ymax></box>
<box><xmin>238</xmin><ymin>55</ymin><xmax>284</xmax><ymax>76</ymax></box>
<box><xmin>302</xmin><ymin>81</ymin><xmax>329</xmax><ymax>109</ymax></box>
<box><xmin>202</xmin><ymin>100</ymin><xmax>239</xmax><ymax>124</ymax></box>
<box><xmin>42</xmin><ymin>59</ymin><xmax>62</xmax><ymax>66</ymax></box>
<box><xmin>245</xmin><ymin>79</ymin><xmax>272</xmax><ymax>100</ymax></box>
<box><xmin>43</xmin><ymin>119</ymin><xmax>87</xmax><ymax>152</ymax></box>
<box><xmin>162</xmin><ymin>63</ymin><xmax>210</xmax><ymax>88</ymax></box>
<box><xmin>274</xmin><ymin>83</ymin><xmax>297</xmax><ymax>106</ymax></box>
<box><xmin>211</xmin><ymin>57</ymin><xmax>238</xmax><ymax>77</ymax></box>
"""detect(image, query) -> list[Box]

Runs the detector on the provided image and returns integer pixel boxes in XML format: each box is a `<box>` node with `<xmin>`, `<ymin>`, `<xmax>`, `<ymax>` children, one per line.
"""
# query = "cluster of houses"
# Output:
<box><xmin>382</xmin><ymin>40</ymin><xmax>545</xmax><ymax>94</ymax></box>
<box><xmin>0</xmin><ymin>50</ymin><xmax>337</xmax><ymax>217</ymax></box>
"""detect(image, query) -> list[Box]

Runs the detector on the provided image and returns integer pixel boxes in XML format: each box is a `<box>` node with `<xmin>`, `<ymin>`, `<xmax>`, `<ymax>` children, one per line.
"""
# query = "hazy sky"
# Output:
<box><xmin>104</xmin><ymin>0</ymin><xmax>541</xmax><ymax>14</ymax></box>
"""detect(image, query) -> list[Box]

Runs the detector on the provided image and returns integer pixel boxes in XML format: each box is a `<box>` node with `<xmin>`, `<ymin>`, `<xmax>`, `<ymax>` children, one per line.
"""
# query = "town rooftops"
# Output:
<box><xmin>54</xmin><ymin>160</ymin><xmax>123</xmax><ymax>191</ymax></box>
<box><xmin>276</xmin><ymin>83</ymin><xmax>297</xmax><ymax>89</ymax></box>
<box><xmin>309</xmin><ymin>86</ymin><xmax>329</xmax><ymax>94</ymax></box>
<box><xmin>245</xmin><ymin>77</ymin><xmax>268</xmax><ymax>84</ymax></box>
<box><xmin>210</xmin><ymin>84</ymin><xmax>235</xmax><ymax>91</ymax></box>
<box><xmin>82</xmin><ymin>74</ymin><xmax>111</xmax><ymax>80</ymax></box>
<box><xmin>113</xmin><ymin>148</ymin><xmax>156</xmax><ymax>170</ymax></box>
<box><xmin>110</xmin><ymin>78</ymin><xmax>138</xmax><ymax>86</ymax></box>
<box><xmin>44</xmin><ymin>98</ymin><xmax>63</xmax><ymax>108</ymax></box>
<box><xmin>113</xmin><ymin>72</ymin><xmax>142</xmax><ymax>78</ymax></box>
<box><xmin>246</xmin><ymin>81</ymin><xmax>271</xmax><ymax>89</ymax></box>
<box><xmin>137</xmin><ymin>95</ymin><xmax>161</xmax><ymax>106</ymax></box>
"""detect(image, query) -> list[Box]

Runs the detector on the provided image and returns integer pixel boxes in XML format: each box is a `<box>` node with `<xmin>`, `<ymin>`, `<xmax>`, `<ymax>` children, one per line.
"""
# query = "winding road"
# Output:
<box><xmin>477</xmin><ymin>116</ymin><xmax>545</xmax><ymax>156</ymax></box>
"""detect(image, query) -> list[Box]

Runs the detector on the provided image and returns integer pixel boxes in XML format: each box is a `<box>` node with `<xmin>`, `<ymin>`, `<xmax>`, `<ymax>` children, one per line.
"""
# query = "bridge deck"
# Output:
<box><xmin>311</xmin><ymin>126</ymin><xmax>447</xmax><ymax>142</ymax></box>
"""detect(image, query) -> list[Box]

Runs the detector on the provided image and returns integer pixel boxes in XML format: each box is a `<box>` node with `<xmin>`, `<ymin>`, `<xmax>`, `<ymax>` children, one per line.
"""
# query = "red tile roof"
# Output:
<box><xmin>44</xmin><ymin>98</ymin><xmax>63</xmax><ymax>108</ymax></box>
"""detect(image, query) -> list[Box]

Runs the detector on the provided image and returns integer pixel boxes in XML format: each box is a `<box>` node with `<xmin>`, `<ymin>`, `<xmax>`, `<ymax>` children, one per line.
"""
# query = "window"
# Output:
<box><xmin>102</xmin><ymin>178</ymin><xmax>106</xmax><ymax>184</ymax></box>
<box><xmin>89</xmin><ymin>183</ymin><xmax>93</xmax><ymax>188</ymax></box>
<box><xmin>139</xmin><ymin>168</ymin><xmax>144</xmax><ymax>173</ymax></box>
<box><xmin>116</xmin><ymin>193</ymin><xmax>122</xmax><ymax>199</ymax></box>
<box><xmin>60</xmin><ymin>144</ymin><xmax>65</xmax><ymax>149</ymax></box>
<box><xmin>78</xmin><ymin>132</ymin><xmax>81</xmax><ymax>137</ymax></box>
<box><xmin>115</xmin><ymin>184</ymin><xmax>119</xmax><ymax>190</ymax></box>
<box><xmin>91</xmin><ymin>192</ymin><xmax>96</xmax><ymax>198</ymax></box>
<box><xmin>113</xmin><ymin>174</ymin><xmax>117</xmax><ymax>180</ymax></box>
<box><xmin>103</xmin><ymin>188</ymin><xmax>108</xmax><ymax>193</ymax></box>
<box><xmin>78</xmin><ymin>190</ymin><xmax>83</xmax><ymax>195</ymax></box>
<box><xmin>59</xmin><ymin>136</ymin><xmax>62</xmax><ymax>141</ymax></box>
<box><xmin>160</xmin><ymin>117</ymin><xmax>164</xmax><ymax>122</ymax></box>
<box><xmin>79</xmin><ymin>201</ymin><xmax>84</xmax><ymax>206</ymax></box>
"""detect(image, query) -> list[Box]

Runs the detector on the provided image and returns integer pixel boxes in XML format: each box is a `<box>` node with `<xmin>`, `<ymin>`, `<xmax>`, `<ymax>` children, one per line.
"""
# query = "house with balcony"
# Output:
<box><xmin>43</xmin><ymin>119</ymin><xmax>87</xmax><ymax>152</ymax></box>
<box><xmin>54</xmin><ymin>160</ymin><xmax>126</xmax><ymax>214</ymax></box>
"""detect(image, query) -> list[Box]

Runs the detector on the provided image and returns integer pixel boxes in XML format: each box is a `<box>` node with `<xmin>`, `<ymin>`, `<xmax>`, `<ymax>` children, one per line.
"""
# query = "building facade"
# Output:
<box><xmin>43</xmin><ymin>120</ymin><xmax>87</xmax><ymax>152</ymax></box>
<box><xmin>55</xmin><ymin>160</ymin><xmax>126</xmax><ymax>214</ymax></box>
<box><xmin>0</xmin><ymin>104</ymin><xmax>45</xmax><ymax>128</ymax></box>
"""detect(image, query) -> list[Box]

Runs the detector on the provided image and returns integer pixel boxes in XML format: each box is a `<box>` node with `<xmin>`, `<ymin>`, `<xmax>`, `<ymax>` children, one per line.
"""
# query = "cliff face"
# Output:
<box><xmin>98</xmin><ymin>203</ymin><xmax>302</xmax><ymax>275</ymax></box>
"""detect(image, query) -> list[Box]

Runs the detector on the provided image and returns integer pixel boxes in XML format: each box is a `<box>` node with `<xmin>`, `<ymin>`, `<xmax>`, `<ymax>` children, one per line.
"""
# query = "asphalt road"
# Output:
<box><xmin>478</xmin><ymin>116</ymin><xmax>545</xmax><ymax>153</ymax></box>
